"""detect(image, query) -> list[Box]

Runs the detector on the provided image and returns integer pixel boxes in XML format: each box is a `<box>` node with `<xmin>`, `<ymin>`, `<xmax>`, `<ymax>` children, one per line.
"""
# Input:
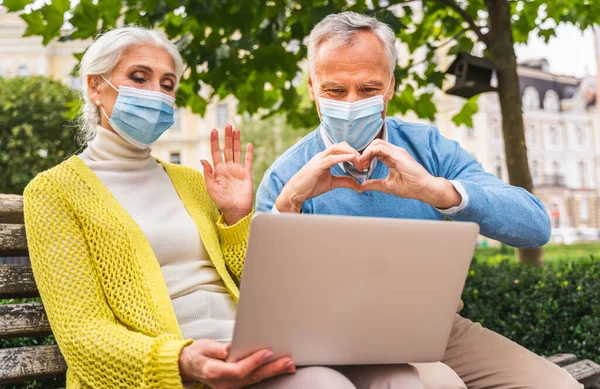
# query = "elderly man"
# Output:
<box><xmin>256</xmin><ymin>11</ymin><xmax>581</xmax><ymax>389</ymax></box>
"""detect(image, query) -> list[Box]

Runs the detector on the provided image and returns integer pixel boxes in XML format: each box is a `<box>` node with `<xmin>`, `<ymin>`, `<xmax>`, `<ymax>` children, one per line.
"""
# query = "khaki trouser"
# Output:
<box><xmin>251</xmin><ymin>303</ymin><xmax>582</xmax><ymax>389</ymax></box>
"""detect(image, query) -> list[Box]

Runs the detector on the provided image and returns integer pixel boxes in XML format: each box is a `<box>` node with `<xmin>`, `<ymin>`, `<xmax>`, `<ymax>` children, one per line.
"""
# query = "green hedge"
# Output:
<box><xmin>461</xmin><ymin>254</ymin><xmax>600</xmax><ymax>363</ymax></box>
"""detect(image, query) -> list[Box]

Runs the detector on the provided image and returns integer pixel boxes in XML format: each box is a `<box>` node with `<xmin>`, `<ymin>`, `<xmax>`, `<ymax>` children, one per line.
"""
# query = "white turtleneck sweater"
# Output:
<box><xmin>79</xmin><ymin>125</ymin><xmax>237</xmax><ymax>343</ymax></box>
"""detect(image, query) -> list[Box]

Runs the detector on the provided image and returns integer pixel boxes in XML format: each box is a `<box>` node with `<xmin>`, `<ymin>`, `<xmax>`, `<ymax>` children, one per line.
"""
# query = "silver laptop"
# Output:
<box><xmin>228</xmin><ymin>213</ymin><xmax>479</xmax><ymax>366</ymax></box>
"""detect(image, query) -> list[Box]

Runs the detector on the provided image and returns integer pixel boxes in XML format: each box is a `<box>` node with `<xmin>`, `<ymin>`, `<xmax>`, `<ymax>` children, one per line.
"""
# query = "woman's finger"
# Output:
<box><xmin>198</xmin><ymin>339</ymin><xmax>230</xmax><ymax>360</ymax></box>
<box><xmin>201</xmin><ymin>159</ymin><xmax>214</xmax><ymax>179</ymax></box>
<box><xmin>224</xmin><ymin>124</ymin><xmax>234</xmax><ymax>163</ymax></box>
<box><xmin>245</xmin><ymin>143</ymin><xmax>254</xmax><ymax>171</ymax></box>
<box><xmin>210</xmin><ymin>349</ymin><xmax>271</xmax><ymax>380</ymax></box>
<box><xmin>210</xmin><ymin>129</ymin><xmax>223</xmax><ymax>166</ymax></box>
<box><xmin>241</xmin><ymin>357</ymin><xmax>296</xmax><ymax>386</ymax></box>
<box><xmin>233</xmin><ymin>128</ymin><xmax>242</xmax><ymax>164</ymax></box>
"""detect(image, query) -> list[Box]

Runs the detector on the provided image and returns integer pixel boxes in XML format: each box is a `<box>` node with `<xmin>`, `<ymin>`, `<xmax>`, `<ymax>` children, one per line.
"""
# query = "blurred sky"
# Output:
<box><xmin>515</xmin><ymin>25</ymin><xmax>597</xmax><ymax>78</ymax></box>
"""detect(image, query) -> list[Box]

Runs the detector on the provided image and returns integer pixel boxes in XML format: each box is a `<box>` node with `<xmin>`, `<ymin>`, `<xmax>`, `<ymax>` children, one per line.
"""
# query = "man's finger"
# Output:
<box><xmin>359</xmin><ymin>178</ymin><xmax>389</xmax><ymax>193</ymax></box>
<box><xmin>210</xmin><ymin>129</ymin><xmax>223</xmax><ymax>166</ymax></box>
<box><xmin>320</xmin><ymin>153</ymin><xmax>360</xmax><ymax>169</ymax></box>
<box><xmin>245</xmin><ymin>143</ymin><xmax>254</xmax><ymax>171</ymax></box>
<box><xmin>224</xmin><ymin>124</ymin><xmax>234</xmax><ymax>163</ymax></box>
<box><xmin>233</xmin><ymin>128</ymin><xmax>242</xmax><ymax>163</ymax></box>
<box><xmin>325</xmin><ymin>142</ymin><xmax>360</xmax><ymax>157</ymax></box>
<box><xmin>360</xmin><ymin>144</ymin><xmax>395</xmax><ymax>168</ymax></box>
<box><xmin>331</xmin><ymin>176</ymin><xmax>362</xmax><ymax>191</ymax></box>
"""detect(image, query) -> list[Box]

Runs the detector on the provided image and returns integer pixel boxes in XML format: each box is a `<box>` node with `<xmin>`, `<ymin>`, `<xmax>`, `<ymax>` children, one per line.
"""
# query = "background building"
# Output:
<box><xmin>437</xmin><ymin>59</ymin><xmax>600</xmax><ymax>243</ymax></box>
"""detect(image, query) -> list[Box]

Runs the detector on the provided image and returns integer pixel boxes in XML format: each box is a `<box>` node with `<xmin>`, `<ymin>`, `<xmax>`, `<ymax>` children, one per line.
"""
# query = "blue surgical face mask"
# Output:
<box><xmin>317</xmin><ymin>78</ymin><xmax>392</xmax><ymax>151</ymax></box>
<box><xmin>100</xmin><ymin>76</ymin><xmax>175</xmax><ymax>149</ymax></box>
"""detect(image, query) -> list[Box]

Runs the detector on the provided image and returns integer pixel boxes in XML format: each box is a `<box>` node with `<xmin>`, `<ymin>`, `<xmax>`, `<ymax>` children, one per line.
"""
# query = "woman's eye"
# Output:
<box><xmin>162</xmin><ymin>84</ymin><xmax>174</xmax><ymax>91</ymax></box>
<box><xmin>130</xmin><ymin>75</ymin><xmax>146</xmax><ymax>83</ymax></box>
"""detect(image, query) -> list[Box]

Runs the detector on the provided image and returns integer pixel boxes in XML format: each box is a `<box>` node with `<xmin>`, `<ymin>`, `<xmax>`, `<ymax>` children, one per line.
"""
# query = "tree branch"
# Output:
<box><xmin>433</xmin><ymin>27</ymin><xmax>467</xmax><ymax>49</ymax></box>
<box><xmin>432</xmin><ymin>0</ymin><xmax>489</xmax><ymax>46</ymax></box>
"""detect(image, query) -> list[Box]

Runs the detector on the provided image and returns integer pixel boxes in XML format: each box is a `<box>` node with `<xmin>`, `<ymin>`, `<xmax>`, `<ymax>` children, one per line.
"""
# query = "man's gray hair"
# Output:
<box><xmin>307</xmin><ymin>11</ymin><xmax>397</xmax><ymax>77</ymax></box>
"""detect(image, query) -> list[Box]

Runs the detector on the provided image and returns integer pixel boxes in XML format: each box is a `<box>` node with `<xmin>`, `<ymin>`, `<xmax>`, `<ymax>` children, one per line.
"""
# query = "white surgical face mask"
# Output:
<box><xmin>100</xmin><ymin>76</ymin><xmax>175</xmax><ymax>149</ymax></box>
<box><xmin>317</xmin><ymin>78</ymin><xmax>392</xmax><ymax>150</ymax></box>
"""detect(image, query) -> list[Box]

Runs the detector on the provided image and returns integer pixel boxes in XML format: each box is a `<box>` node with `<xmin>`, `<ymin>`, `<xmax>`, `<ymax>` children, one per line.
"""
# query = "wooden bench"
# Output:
<box><xmin>1</xmin><ymin>193</ymin><xmax>599</xmax><ymax>388</ymax></box>
<box><xmin>0</xmin><ymin>194</ymin><xmax>67</xmax><ymax>387</ymax></box>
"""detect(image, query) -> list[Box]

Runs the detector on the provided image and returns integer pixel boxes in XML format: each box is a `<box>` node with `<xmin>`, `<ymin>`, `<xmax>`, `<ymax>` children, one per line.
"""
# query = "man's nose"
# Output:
<box><xmin>345</xmin><ymin>91</ymin><xmax>362</xmax><ymax>103</ymax></box>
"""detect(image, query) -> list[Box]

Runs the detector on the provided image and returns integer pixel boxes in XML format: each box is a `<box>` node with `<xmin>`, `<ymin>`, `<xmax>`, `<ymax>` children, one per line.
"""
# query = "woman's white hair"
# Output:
<box><xmin>78</xmin><ymin>26</ymin><xmax>184</xmax><ymax>143</ymax></box>
<box><xmin>307</xmin><ymin>11</ymin><xmax>397</xmax><ymax>77</ymax></box>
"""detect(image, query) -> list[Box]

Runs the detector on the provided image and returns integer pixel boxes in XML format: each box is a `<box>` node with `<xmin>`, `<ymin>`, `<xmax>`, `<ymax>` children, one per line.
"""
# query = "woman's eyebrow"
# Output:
<box><xmin>128</xmin><ymin>64</ymin><xmax>176</xmax><ymax>79</ymax></box>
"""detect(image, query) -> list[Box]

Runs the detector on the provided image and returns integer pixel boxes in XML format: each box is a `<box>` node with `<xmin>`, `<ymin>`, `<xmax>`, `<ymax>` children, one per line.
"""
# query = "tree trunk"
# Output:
<box><xmin>483</xmin><ymin>0</ymin><xmax>543</xmax><ymax>266</ymax></box>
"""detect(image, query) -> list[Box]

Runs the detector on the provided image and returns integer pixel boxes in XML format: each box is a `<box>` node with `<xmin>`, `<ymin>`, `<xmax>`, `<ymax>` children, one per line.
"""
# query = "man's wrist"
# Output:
<box><xmin>275</xmin><ymin>190</ymin><xmax>304</xmax><ymax>213</ymax></box>
<box><xmin>424</xmin><ymin>177</ymin><xmax>462</xmax><ymax>209</ymax></box>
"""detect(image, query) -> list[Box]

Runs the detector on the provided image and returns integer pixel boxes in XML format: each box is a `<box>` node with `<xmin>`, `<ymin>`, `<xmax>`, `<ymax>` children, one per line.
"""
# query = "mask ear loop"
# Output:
<box><xmin>98</xmin><ymin>75</ymin><xmax>119</xmax><ymax>122</ymax></box>
<box><xmin>382</xmin><ymin>76</ymin><xmax>394</xmax><ymax>98</ymax></box>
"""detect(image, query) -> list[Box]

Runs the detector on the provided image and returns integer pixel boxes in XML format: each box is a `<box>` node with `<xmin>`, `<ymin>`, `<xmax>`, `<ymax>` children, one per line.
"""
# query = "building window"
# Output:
<box><xmin>489</xmin><ymin>116</ymin><xmax>501</xmax><ymax>139</ymax></box>
<box><xmin>495</xmin><ymin>156</ymin><xmax>502</xmax><ymax>179</ymax></box>
<box><xmin>172</xmin><ymin>108</ymin><xmax>183</xmax><ymax>131</ymax></box>
<box><xmin>531</xmin><ymin>160</ymin><xmax>539</xmax><ymax>185</ymax></box>
<box><xmin>543</xmin><ymin>90</ymin><xmax>560</xmax><ymax>112</ymax></box>
<box><xmin>217</xmin><ymin>103</ymin><xmax>228</xmax><ymax>128</ymax></box>
<box><xmin>550</xmin><ymin>201</ymin><xmax>560</xmax><ymax>228</ymax></box>
<box><xmin>170</xmin><ymin>152</ymin><xmax>181</xmax><ymax>165</ymax></box>
<box><xmin>580</xmin><ymin>198</ymin><xmax>589</xmax><ymax>221</ymax></box>
<box><xmin>526</xmin><ymin>124</ymin><xmax>536</xmax><ymax>146</ymax></box>
<box><xmin>17</xmin><ymin>64</ymin><xmax>30</xmax><ymax>76</ymax></box>
<box><xmin>549</xmin><ymin>126</ymin><xmax>558</xmax><ymax>146</ymax></box>
<box><xmin>522</xmin><ymin>87</ymin><xmax>540</xmax><ymax>110</ymax></box>
<box><xmin>577</xmin><ymin>127</ymin><xmax>585</xmax><ymax>146</ymax></box>
<box><xmin>579</xmin><ymin>161</ymin><xmax>586</xmax><ymax>188</ymax></box>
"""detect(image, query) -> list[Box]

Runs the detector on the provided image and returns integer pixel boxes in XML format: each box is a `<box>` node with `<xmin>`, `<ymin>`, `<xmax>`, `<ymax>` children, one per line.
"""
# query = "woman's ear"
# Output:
<box><xmin>87</xmin><ymin>75</ymin><xmax>102</xmax><ymax>106</ymax></box>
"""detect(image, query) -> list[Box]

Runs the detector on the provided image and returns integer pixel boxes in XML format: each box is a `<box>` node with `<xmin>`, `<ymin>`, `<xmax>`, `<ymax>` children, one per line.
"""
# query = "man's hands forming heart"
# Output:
<box><xmin>274</xmin><ymin>140</ymin><xmax>462</xmax><ymax>213</ymax></box>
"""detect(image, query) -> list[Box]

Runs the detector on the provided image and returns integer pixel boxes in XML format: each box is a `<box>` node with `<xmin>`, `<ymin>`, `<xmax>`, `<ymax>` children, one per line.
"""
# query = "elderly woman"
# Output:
<box><xmin>24</xmin><ymin>26</ymin><xmax>438</xmax><ymax>389</ymax></box>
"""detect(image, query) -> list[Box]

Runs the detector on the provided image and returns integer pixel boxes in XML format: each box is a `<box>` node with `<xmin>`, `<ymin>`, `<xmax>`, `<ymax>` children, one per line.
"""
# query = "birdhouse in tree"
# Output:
<box><xmin>445</xmin><ymin>53</ymin><xmax>497</xmax><ymax>98</ymax></box>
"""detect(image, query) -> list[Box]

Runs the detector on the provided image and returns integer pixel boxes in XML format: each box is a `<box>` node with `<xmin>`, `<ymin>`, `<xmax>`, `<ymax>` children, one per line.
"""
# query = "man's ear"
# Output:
<box><xmin>386</xmin><ymin>74</ymin><xmax>396</xmax><ymax>101</ymax></box>
<box><xmin>308</xmin><ymin>76</ymin><xmax>316</xmax><ymax>102</ymax></box>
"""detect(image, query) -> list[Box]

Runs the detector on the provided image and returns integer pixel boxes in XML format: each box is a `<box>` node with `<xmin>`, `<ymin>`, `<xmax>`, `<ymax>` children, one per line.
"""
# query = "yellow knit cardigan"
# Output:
<box><xmin>23</xmin><ymin>155</ymin><xmax>251</xmax><ymax>389</ymax></box>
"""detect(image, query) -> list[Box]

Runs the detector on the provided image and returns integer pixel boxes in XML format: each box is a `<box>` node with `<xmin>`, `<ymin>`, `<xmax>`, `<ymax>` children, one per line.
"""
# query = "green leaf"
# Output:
<box><xmin>452</xmin><ymin>96</ymin><xmax>480</xmax><ymax>128</ymax></box>
<box><xmin>69</xmin><ymin>0</ymin><xmax>100</xmax><ymax>39</ymax></box>
<box><xmin>3</xmin><ymin>0</ymin><xmax>31</xmax><ymax>12</ymax></box>
<box><xmin>414</xmin><ymin>92</ymin><xmax>436</xmax><ymax>121</ymax></box>
<box><xmin>21</xmin><ymin>11</ymin><xmax>46</xmax><ymax>36</ymax></box>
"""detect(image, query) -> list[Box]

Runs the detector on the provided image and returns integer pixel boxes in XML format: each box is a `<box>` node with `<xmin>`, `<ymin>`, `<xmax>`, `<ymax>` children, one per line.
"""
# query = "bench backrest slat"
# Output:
<box><xmin>0</xmin><ymin>302</ymin><xmax>51</xmax><ymax>339</ymax></box>
<box><xmin>0</xmin><ymin>195</ymin><xmax>24</xmax><ymax>224</ymax></box>
<box><xmin>0</xmin><ymin>264</ymin><xmax>39</xmax><ymax>298</ymax></box>
<box><xmin>0</xmin><ymin>345</ymin><xmax>67</xmax><ymax>384</ymax></box>
<box><xmin>0</xmin><ymin>224</ymin><xmax>28</xmax><ymax>256</ymax></box>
